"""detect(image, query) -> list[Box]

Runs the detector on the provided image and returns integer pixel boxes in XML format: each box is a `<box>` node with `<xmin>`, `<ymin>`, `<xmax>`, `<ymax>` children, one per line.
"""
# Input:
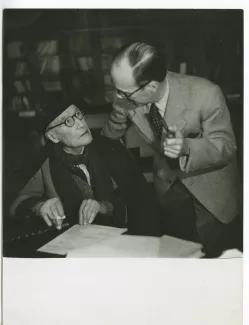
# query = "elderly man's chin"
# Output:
<box><xmin>80</xmin><ymin>131</ymin><xmax>93</xmax><ymax>145</ymax></box>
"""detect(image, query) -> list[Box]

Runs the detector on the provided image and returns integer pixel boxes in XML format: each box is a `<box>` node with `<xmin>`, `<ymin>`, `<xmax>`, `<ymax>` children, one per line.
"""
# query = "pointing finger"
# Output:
<box><xmin>79</xmin><ymin>200</ymin><xmax>88</xmax><ymax>226</ymax></box>
<box><xmin>43</xmin><ymin>215</ymin><xmax>53</xmax><ymax>227</ymax></box>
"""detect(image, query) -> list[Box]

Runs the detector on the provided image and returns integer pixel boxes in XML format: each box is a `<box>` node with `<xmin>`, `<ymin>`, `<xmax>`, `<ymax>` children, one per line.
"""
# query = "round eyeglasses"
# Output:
<box><xmin>46</xmin><ymin>110</ymin><xmax>84</xmax><ymax>132</ymax></box>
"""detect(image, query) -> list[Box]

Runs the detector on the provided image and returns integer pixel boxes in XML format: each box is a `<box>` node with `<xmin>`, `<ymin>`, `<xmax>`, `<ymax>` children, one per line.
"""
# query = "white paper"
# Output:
<box><xmin>218</xmin><ymin>249</ymin><xmax>243</xmax><ymax>259</ymax></box>
<box><xmin>67</xmin><ymin>235</ymin><xmax>160</xmax><ymax>258</ymax></box>
<box><xmin>38</xmin><ymin>224</ymin><xmax>126</xmax><ymax>255</ymax></box>
<box><xmin>67</xmin><ymin>234</ymin><xmax>204</xmax><ymax>258</ymax></box>
<box><xmin>159</xmin><ymin>235</ymin><xmax>204</xmax><ymax>258</ymax></box>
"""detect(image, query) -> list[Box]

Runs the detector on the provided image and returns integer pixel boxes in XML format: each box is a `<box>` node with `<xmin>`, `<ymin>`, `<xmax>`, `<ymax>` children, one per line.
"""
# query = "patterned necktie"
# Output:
<box><xmin>149</xmin><ymin>103</ymin><xmax>164</xmax><ymax>139</ymax></box>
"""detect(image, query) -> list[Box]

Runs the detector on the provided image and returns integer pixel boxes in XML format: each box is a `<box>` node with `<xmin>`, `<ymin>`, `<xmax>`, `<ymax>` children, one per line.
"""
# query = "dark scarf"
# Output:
<box><xmin>49</xmin><ymin>142</ymin><xmax>115</xmax><ymax>223</ymax></box>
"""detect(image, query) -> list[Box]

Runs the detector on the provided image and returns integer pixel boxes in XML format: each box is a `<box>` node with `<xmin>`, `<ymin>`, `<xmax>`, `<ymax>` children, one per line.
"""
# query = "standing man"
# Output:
<box><xmin>102</xmin><ymin>42</ymin><xmax>242</xmax><ymax>255</ymax></box>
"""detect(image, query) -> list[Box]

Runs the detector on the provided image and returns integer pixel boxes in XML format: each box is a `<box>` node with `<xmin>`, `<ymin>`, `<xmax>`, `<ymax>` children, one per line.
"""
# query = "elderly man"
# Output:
<box><xmin>102</xmin><ymin>42</ymin><xmax>242</xmax><ymax>255</ymax></box>
<box><xmin>10</xmin><ymin>98</ymin><xmax>128</xmax><ymax>230</ymax></box>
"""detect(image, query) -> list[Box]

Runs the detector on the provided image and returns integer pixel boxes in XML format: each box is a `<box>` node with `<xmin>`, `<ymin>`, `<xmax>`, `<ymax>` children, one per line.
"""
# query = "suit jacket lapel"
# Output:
<box><xmin>128</xmin><ymin>105</ymin><xmax>156</xmax><ymax>144</ymax></box>
<box><xmin>163</xmin><ymin>72</ymin><xmax>187</xmax><ymax>133</ymax></box>
<box><xmin>125</xmin><ymin>72</ymin><xmax>187</xmax><ymax>149</ymax></box>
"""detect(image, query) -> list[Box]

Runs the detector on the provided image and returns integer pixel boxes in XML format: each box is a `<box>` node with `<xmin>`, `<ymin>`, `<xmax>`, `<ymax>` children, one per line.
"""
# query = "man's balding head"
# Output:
<box><xmin>112</xmin><ymin>42</ymin><xmax>167</xmax><ymax>87</ymax></box>
<box><xmin>111</xmin><ymin>42</ymin><xmax>168</xmax><ymax>105</ymax></box>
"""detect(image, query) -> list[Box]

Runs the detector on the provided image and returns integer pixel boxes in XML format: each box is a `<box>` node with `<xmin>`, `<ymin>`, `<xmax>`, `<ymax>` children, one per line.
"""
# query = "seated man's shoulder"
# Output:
<box><xmin>40</xmin><ymin>157</ymin><xmax>50</xmax><ymax>174</ymax></box>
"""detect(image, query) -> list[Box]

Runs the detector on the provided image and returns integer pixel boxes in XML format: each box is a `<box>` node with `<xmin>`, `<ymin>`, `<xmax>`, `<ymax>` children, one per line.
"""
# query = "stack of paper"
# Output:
<box><xmin>67</xmin><ymin>235</ymin><xmax>160</xmax><ymax>258</ymax></box>
<box><xmin>38</xmin><ymin>225</ymin><xmax>203</xmax><ymax>258</ymax></box>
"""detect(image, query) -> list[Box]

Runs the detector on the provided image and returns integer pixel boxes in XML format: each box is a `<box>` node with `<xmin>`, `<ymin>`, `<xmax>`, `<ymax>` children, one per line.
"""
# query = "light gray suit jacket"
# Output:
<box><xmin>102</xmin><ymin>72</ymin><xmax>241</xmax><ymax>223</ymax></box>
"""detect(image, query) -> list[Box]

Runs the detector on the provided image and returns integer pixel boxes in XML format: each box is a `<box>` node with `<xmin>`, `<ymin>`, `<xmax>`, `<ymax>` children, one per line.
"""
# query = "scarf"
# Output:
<box><xmin>49</xmin><ymin>142</ymin><xmax>115</xmax><ymax>223</ymax></box>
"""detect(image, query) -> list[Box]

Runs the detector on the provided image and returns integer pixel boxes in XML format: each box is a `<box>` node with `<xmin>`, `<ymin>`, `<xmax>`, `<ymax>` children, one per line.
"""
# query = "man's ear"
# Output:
<box><xmin>146</xmin><ymin>81</ymin><xmax>159</xmax><ymax>93</ymax></box>
<box><xmin>45</xmin><ymin>131</ymin><xmax>59</xmax><ymax>144</ymax></box>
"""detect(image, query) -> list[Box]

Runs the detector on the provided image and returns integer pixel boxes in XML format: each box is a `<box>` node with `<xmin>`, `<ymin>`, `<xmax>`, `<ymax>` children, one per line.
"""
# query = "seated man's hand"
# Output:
<box><xmin>79</xmin><ymin>199</ymin><xmax>101</xmax><ymax>226</ymax></box>
<box><xmin>36</xmin><ymin>198</ymin><xmax>65</xmax><ymax>230</ymax></box>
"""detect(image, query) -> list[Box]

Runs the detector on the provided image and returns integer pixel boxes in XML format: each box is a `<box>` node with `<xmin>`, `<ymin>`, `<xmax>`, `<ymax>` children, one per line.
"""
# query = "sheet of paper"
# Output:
<box><xmin>67</xmin><ymin>234</ymin><xmax>204</xmax><ymax>258</ymax></box>
<box><xmin>67</xmin><ymin>235</ymin><xmax>160</xmax><ymax>258</ymax></box>
<box><xmin>159</xmin><ymin>235</ymin><xmax>204</xmax><ymax>258</ymax></box>
<box><xmin>218</xmin><ymin>249</ymin><xmax>243</xmax><ymax>259</ymax></box>
<box><xmin>38</xmin><ymin>224</ymin><xmax>126</xmax><ymax>255</ymax></box>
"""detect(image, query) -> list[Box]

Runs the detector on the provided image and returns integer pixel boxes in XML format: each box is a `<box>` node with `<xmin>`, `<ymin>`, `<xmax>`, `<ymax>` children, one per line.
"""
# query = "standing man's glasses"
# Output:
<box><xmin>116</xmin><ymin>80</ymin><xmax>151</xmax><ymax>100</ymax></box>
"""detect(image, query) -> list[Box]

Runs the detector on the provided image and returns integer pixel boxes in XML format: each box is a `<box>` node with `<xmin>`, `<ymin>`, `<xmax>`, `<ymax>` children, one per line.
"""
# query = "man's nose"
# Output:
<box><xmin>75</xmin><ymin>117</ymin><xmax>86</xmax><ymax>128</ymax></box>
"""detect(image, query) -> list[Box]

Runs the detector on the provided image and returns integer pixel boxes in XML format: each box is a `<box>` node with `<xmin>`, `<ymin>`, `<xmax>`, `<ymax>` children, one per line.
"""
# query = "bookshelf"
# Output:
<box><xmin>3</xmin><ymin>10</ymin><xmax>242</xmax><ymax>117</ymax></box>
<box><xmin>4</xmin><ymin>38</ymin><xmax>64</xmax><ymax>118</ymax></box>
<box><xmin>58</xmin><ymin>27</ymin><xmax>137</xmax><ymax>112</ymax></box>
<box><xmin>36</xmin><ymin>40</ymin><xmax>62</xmax><ymax>93</ymax></box>
<box><xmin>5</xmin><ymin>41</ymin><xmax>34</xmax><ymax>116</ymax></box>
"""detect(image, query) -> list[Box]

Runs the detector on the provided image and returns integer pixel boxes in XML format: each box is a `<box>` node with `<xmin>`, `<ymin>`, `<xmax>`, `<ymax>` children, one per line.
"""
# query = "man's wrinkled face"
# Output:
<box><xmin>111</xmin><ymin>58</ymin><xmax>154</xmax><ymax>106</ymax></box>
<box><xmin>46</xmin><ymin>105</ymin><xmax>92</xmax><ymax>148</ymax></box>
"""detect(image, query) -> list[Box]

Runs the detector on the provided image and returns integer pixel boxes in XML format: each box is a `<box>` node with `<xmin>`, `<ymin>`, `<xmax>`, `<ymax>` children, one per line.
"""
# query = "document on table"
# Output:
<box><xmin>159</xmin><ymin>235</ymin><xmax>204</xmax><ymax>258</ymax></box>
<box><xmin>38</xmin><ymin>224</ymin><xmax>204</xmax><ymax>258</ymax></box>
<box><xmin>67</xmin><ymin>234</ymin><xmax>204</xmax><ymax>258</ymax></box>
<box><xmin>38</xmin><ymin>224</ymin><xmax>126</xmax><ymax>255</ymax></box>
<box><xmin>67</xmin><ymin>235</ymin><xmax>160</xmax><ymax>258</ymax></box>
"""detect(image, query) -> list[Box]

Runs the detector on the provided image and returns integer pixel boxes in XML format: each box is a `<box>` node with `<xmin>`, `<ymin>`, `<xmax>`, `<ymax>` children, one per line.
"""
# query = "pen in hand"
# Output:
<box><xmin>161</xmin><ymin>118</ymin><xmax>175</xmax><ymax>139</ymax></box>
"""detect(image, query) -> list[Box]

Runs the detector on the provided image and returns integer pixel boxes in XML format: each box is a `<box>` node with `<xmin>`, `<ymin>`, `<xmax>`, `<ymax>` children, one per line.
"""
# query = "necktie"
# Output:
<box><xmin>70</xmin><ymin>166</ymin><xmax>94</xmax><ymax>199</ymax></box>
<box><xmin>149</xmin><ymin>103</ymin><xmax>164</xmax><ymax>139</ymax></box>
<box><xmin>149</xmin><ymin>103</ymin><xmax>178</xmax><ymax>170</ymax></box>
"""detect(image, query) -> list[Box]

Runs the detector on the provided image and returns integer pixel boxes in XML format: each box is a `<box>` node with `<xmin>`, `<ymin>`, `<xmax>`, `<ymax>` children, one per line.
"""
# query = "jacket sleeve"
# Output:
<box><xmin>179</xmin><ymin>85</ymin><xmax>237</xmax><ymax>174</ymax></box>
<box><xmin>101</xmin><ymin>101</ymin><xmax>129</xmax><ymax>139</ymax></box>
<box><xmin>10</xmin><ymin>166</ymin><xmax>45</xmax><ymax>218</ymax></box>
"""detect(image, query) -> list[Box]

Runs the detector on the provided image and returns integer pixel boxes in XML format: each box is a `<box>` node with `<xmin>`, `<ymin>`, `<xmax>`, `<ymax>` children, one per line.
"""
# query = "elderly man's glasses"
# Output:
<box><xmin>116</xmin><ymin>80</ymin><xmax>151</xmax><ymax>100</ymax></box>
<box><xmin>46</xmin><ymin>110</ymin><xmax>84</xmax><ymax>131</ymax></box>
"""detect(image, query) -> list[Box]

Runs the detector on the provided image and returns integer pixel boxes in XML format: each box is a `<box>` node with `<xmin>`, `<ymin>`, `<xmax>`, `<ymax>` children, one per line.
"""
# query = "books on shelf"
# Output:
<box><xmin>101</xmin><ymin>36</ymin><xmax>124</xmax><ymax>51</ymax></box>
<box><xmin>13</xmin><ymin>80</ymin><xmax>31</xmax><ymax>94</ymax></box>
<box><xmin>43</xmin><ymin>81</ymin><xmax>62</xmax><ymax>92</ymax></box>
<box><xmin>77</xmin><ymin>56</ymin><xmax>94</xmax><ymax>71</ymax></box>
<box><xmin>22</xmin><ymin>96</ymin><xmax>31</xmax><ymax>110</ymax></box>
<box><xmin>69</xmin><ymin>34</ymin><xmax>91</xmax><ymax>55</ymax></box>
<box><xmin>7</xmin><ymin>41</ymin><xmax>25</xmax><ymax>59</ymax></box>
<box><xmin>11</xmin><ymin>95</ymin><xmax>31</xmax><ymax>113</ymax></box>
<box><xmin>36</xmin><ymin>40</ymin><xmax>58</xmax><ymax>56</ymax></box>
<box><xmin>104</xmin><ymin>74</ymin><xmax>112</xmax><ymax>86</ymax></box>
<box><xmin>15</xmin><ymin>62</ymin><xmax>29</xmax><ymax>77</ymax></box>
<box><xmin>101</xmin><ymin>54</ymin><xmax>113</xmax><ymax>71</ymax></box>
<box><xmin>18</xmin><ymin>110</ymin><xmax>36</xmax><ymax>117</ymax></box>
<box><xmin>25</xmin><ymin>80</ymin><xmax>31</xmax><ymax>92</ymax></box>
<box><xmin>14</xmin><ymin>81</ymin><xmax>26</xmax><ymax>93</ymax></box>
<box><xmin>40</xmin><ymin>56</ymin><xmax>60</xmax><ymax>75</ymax></box>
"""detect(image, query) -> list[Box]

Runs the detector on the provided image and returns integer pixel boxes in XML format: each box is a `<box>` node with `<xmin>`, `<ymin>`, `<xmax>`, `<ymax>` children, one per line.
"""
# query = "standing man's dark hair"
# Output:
<box><xmin>113</xmin><ymin>42</ymin><xmax>168</xmax><ymax>86</ymax></box>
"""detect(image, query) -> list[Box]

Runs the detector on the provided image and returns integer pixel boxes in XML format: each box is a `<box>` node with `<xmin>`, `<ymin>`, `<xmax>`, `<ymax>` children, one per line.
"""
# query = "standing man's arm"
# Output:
<box><xmin>163</xmin><ymin>85</ymin><xmax>237</xmax><ymax>174</ymax></box>
<box><xmin>102</xmin><ymin>101</ymin><xmax>129</xmax><ymax>139</ymax></box>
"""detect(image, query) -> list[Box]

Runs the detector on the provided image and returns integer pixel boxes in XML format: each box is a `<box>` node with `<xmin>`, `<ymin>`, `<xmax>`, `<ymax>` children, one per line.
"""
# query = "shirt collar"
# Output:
<box><xmin>156</xmin><ymin>77</ymin><xmax>169</xmax><ymax>109</ymax></box>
